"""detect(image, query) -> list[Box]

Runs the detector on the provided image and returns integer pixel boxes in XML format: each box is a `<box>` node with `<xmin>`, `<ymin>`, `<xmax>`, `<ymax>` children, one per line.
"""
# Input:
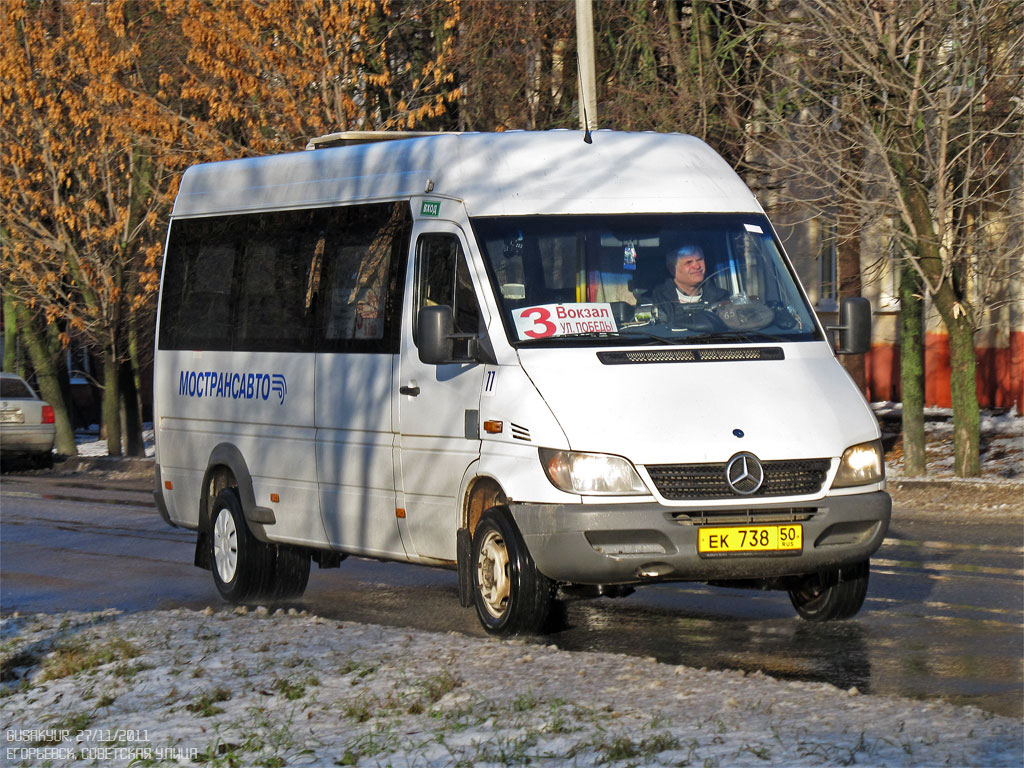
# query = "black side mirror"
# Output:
<box><xmin>830</xmin><ymin>297</ymin><xmax>871</xmax><ymax>355</ymax></box>
<box><xmin>417</xmin><ymin>305</ymin><xmax>455</xmax><ymax>364</ymax></box>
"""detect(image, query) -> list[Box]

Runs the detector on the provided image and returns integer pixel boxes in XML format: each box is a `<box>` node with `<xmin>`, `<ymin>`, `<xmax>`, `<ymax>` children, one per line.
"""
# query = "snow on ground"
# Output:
<box><xmin>1</xmin><ymin>608</ymin><xmax>1020</xmax><ymax>768</ymax></box>
<box><xmin>73</xmin><ymin>426</ymin><xmax>155</xmax><ymax>459</ymax></box>
<box><xmin>18</xmin><ymin>413</ymin><xmax>1015</xmax><ymax>766</ymax></box>
<box><xmin>874</xmin><ymin>403</ymin><xmax>1024</xmax><ymax>482</ymax></box>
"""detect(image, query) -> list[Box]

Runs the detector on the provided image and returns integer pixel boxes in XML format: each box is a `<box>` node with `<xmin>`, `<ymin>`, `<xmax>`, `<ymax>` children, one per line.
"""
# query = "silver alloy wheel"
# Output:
<box><xmin>476</xmin><ymin>528</ymin><xmax>511</xmax><ymax>619</ymax></box>
<box><xmin>213</xmin><ymin>507</ymin><xmax>239</xmax><ymax>584</ymax></box>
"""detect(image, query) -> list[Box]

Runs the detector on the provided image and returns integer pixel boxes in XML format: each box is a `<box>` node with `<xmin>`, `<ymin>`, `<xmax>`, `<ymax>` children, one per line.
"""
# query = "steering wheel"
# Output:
<box><xmin>715</xmin><ymin>297</ymin><xmax>775</xmax><ymax>331</ymax></box>
<box><xmin>670</xmin><ymin>305</ymin><xmax>724</xmax><ymax>333</ymax></box>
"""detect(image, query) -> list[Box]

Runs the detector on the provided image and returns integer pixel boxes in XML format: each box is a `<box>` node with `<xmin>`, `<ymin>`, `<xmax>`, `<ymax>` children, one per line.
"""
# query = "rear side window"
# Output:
<box><xmin>159</xmin><ymin>202</ymin><xmax>411</xmax><ymax>353</ymax></box>
<box><xmin>158</xmin><ymin>217</ymin><xmax>237</xmax><ymax>351</ymax></box>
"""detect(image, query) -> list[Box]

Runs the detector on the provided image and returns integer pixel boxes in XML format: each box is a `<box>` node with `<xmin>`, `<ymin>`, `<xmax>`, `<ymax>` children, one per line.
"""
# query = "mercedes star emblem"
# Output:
<box><xmin>725</xmin><ymin>453</ymin><xmax>765</xmax><ymax>495</ymax></box>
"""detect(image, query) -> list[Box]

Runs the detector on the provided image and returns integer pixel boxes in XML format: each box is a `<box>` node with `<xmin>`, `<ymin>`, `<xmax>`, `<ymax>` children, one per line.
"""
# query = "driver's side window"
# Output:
<box><xmin>415</xmin><ymin>234</ymin><xmax>481</xmax><ymax>354</ymax></box>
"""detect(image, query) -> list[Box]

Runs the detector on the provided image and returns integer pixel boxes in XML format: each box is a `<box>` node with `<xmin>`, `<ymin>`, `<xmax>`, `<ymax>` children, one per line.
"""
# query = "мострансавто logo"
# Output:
<box><xmin>178</xmin><ymin>370</ymin><xmax>287</xmax><ymax>405</ymax></box>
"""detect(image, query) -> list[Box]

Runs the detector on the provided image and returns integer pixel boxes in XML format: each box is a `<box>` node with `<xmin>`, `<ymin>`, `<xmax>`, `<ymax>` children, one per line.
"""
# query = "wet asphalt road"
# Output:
<box><xmin>1</xmin><ymin>472</ymin><xmax>1021</xmax><ymax>718</ymax></box>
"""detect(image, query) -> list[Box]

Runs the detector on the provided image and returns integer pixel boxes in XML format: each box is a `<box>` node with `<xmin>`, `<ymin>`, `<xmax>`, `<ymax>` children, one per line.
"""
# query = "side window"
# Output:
<box><xmin>159</xmin><ymin>201</ymin><xmax>411</xmax><ymax>354</ymax></box>
<box><xmin>234</xmin><ymin>209</ymin><xmax>319</xmax><ymax>352</ymax></box>
<box><xmin>158</xmin><ymin>216</ymin><xmax>239</xmax><ymax>351</ymax></box>
<box><xmin>416</xmin><ymin>234</ymin><xmax>481</xmax><ymax>340</ymax></box>
<box><xmin>316</xmin><ymin>202</ymin><xmax>411</xmax><ymax>353</ymax></box>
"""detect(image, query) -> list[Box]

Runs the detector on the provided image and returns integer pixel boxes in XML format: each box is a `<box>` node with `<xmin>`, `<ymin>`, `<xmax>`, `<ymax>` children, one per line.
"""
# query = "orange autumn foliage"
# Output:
<box><xmin>1</xmin><ymin>0</ymin><xmax>188</xmax><ymax>345</ymax></box>
<box><xmin>1</xmin><ymin>0</ymin><xmax>463</xmax><ymax>359</ymax></box>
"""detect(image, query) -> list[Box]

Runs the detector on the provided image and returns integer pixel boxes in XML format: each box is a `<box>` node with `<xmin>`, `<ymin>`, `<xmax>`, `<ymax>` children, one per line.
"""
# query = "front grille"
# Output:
<box><xmin>646</xmin><ymin>459</ymin><xmax>830</xmax><ymax>500</ymax></box>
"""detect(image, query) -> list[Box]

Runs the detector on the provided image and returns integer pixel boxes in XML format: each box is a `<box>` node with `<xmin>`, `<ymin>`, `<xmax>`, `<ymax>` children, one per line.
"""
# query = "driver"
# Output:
<box><xmin>650</xmin><ymin>245</ymin><xmax>728</xmax><ymax>310</ymax></box>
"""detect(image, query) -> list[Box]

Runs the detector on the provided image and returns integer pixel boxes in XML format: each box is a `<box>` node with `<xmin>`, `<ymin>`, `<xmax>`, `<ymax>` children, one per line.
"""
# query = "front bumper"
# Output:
<box><xmin>511</xmin><ymin>491</ymin><xmax>891</xmax><ymax>584</ymax></box>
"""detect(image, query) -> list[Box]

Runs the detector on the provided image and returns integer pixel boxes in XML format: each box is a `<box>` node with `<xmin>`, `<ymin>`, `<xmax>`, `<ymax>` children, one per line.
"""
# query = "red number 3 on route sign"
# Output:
<box><xmin>519</xmin><ymin>306</ymin><xmax>557</xmax><ymax>338</ymax></box>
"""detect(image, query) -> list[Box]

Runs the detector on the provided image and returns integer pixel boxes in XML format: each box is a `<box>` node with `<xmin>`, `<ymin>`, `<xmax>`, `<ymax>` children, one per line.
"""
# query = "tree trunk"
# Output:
<box><xmin>663</xmin><ymin>0</ymin><xmax>687</xmax><ymax>91</ymax></box>
<box><xmin>47</xmin><ymin>321</ymin><xmax>77</xmax><ymax>432</ymax></box>
<box><xmin>899</xmin><ymin>259</ymin><xmax>926</xmax><ymax>476</ymax></box>
<box><xmin>13</xmin><ymin>303</ymin><xmax>78</xmax><ymax>457</ymax></box>
<box><xmin>946</xmin><ymin>314</ymin><xmax>981</xmax><ymax>477</ymax></box>
<box><xmin>3</xmin><ymin>290</ymin><xmax>20</xmax><ymax>373</ymax></box>
<box><xmin>102</xmin><ymin>340</ymin><xmax>123</xmax><ymax>457</ymax></box>
<box><xmin>900</xmin><ymin>179</ymin><xmax>981</xmax><ymax>477</ymax></box>
<box><xmin>120</xmin><ymin>359</ymin><xmax>144</xmax><ymax>456</ymax></box>
<box><xmin>129</xmin><ymin>316</ymin><xmax>146</xmax><ymax>447</ymax></box>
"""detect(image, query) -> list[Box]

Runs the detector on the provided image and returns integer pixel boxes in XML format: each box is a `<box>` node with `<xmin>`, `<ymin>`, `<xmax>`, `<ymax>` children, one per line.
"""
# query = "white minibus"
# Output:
<box><xmin>154</xmin><ymin>131</ymin><xmax>891</xmax><ymax>635</ymax></box>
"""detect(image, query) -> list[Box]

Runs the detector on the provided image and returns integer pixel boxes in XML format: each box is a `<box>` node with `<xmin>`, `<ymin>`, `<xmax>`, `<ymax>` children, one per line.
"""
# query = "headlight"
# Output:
<box><xmin>832</xmin><ymin>439</ymin><xmax>885</xmax><ymax>488</ymax></box>
<box><xmin>539</xmin><ymin>449</ymin><xmax>648</xmax><ymax>495</ymax></box>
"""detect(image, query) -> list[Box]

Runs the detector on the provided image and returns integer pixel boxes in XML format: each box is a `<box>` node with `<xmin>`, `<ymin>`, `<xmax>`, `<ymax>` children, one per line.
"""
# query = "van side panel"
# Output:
<box><xmin>155</xmin><ymin>349</ymin><xmax>328</xmax><ymax>547</ymax></box>
<box><xmin>314</xmin><ymin>352</ymin><xmax>406</xmax><ymax>558</ymax></box>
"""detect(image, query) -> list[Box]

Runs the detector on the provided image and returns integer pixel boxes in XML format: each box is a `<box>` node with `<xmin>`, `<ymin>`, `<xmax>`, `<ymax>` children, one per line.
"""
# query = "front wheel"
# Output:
<box><xmin>788</xmin><ymin>560</ymin><xmax>870</xmax><ymax>621</ymax></box>
<box><xmin>472</xmin><ymin>507</ymin><xmax>554</xmax><ymax>636</ymax></box>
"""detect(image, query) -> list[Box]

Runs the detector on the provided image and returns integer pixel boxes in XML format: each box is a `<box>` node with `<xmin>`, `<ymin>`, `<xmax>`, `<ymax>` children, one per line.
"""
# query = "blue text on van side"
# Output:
<box><xmin>178</xmin><ymin>370</ymin><xmax>287</xmax><ymax>405</ymax></box>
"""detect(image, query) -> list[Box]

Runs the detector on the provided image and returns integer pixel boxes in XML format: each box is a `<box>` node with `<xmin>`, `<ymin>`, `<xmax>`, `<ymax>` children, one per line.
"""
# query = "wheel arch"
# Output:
<box><xmin>455</xmin><ymin>472</ymin><xmax>508</xmax><ymax>608</ymax></box>
<box><xmin>195</xmin><ymin>444</ymin><xmax>272</xmax><ymax>571</ymax></box>
<box><xmin>462</xmin><ymin>473</ymin><xmax>508</xmax><ymax>536</ymax></box>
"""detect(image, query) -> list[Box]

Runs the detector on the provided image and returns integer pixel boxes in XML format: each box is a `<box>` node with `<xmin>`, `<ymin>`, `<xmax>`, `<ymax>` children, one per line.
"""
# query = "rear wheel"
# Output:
<box><xmin>789</xmin><ymin>560</ymin><xmax>870</xmax><ymax>621</ymax></box>
<box><xmin>210</xmin><ymin>488</ymin><xmax>272</xmax><ymax>603</ymax></box>
<box><xmin>267</xmin><ymin>545</ymin><xmax>310</xmax><ymax>600</ymax></box>
<box><xmin>472</xmin><ymin>507</ymin><xmax>554</xmax><ymax>636</ymax></box>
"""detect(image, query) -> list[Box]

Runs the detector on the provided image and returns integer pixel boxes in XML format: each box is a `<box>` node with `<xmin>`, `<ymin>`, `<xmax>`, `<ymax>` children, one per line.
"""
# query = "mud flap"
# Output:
<box><xmin>194</xmin><ymin>530</ymin><xmax>211</xmax><ymax>571</ymax></box>
<box><xmin>457</xmin><ymin>527</ymin><xmax>473</xmax><ymax>608</ymax></box>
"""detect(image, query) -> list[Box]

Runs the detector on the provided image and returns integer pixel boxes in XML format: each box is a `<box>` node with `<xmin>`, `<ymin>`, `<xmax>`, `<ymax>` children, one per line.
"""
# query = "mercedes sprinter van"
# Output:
<box><xmin>154</xmin><ymin>131</ymin><xmax>891</xmax><ymax>634</ymax></box>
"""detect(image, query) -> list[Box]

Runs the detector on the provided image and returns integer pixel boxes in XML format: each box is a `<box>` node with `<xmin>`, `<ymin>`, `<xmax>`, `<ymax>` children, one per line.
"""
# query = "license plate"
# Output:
<box><xmin>1</xmin><ymin>411</ymin><xmax>23</xmax><ymax>424</ymax></box>
<box><xmin>698</xmin><ymin>524</ymin><xmax>802</xmax><ymax>556</ymax></box>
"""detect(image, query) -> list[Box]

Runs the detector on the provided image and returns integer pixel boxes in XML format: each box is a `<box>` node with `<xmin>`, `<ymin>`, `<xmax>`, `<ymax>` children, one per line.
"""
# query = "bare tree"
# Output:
<box><xmin>452</xmin><ymin>1</ymin><xmax>577</xmax><ymax>131</ymax></box>
<box><xmin>746</xmin><ymin>0</ymin><xmax>1024</xmax><ymax>477</ymax></box>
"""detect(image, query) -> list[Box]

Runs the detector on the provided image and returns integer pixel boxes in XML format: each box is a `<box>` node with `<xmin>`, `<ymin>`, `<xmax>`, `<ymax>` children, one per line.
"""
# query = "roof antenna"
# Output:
<box><xmin>575</xmin><ymin>0</ymin><xmax>596</xmax><ymax>144</ymax></box>
<box><xmin>578</xmin><ymin>55</ymin><xmax>593</xmax><ymax>144</ymax></box>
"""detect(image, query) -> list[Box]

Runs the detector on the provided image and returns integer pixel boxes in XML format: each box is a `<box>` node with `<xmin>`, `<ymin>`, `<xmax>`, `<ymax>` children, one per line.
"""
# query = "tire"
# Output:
<box><xmin>267</xmin><ymin>545</ymin><xmax>310</xmax><ymax>600</ymax></box>
<box><xmin>210</xmin><ymin>488</ymin><xmax>273</xmax><ymax>603</ymax></box>
<box><xmin>789</xmin><ymin>560</ymin><xmax>870</xmax><ymax>621</ymax></box>
<box><xmin>471</xmin><ymin>507</ymin><xmax>554</xmax><ymax>636</ymax></box>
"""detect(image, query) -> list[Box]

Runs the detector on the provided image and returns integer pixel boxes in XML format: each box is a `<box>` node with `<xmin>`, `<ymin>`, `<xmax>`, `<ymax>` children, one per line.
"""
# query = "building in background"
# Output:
<box><xmin>775</xmin><ymin>182</ymin><xmax>1023</xmax><ymax>411</ymax></box>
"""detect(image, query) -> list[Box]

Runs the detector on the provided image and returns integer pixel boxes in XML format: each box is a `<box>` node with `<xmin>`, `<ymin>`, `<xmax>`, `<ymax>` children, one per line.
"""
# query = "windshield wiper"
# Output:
<box><xmin>617</xmin><ymin>329</ymin><xmax>679</xmax><ymax>345</ymax></box>
<box><xmin>515</xmin><ymin>333</ymin><xmax>624</xmax><ymax>346</ymax></box>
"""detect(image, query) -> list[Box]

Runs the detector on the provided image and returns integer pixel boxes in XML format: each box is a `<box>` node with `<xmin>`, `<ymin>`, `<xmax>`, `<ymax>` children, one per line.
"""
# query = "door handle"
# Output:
<box><xmin>400</xmin><ymin>384</ymin><xmax>421</xmax><ymax>396</ymax></box>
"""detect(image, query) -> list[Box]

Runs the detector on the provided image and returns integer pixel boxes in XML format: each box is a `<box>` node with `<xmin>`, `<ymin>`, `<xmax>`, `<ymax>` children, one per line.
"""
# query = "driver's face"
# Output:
<box><xmin>673</xmin><ymin>254</ymin><xmax>706</xmax><ymax>295</ymax></box>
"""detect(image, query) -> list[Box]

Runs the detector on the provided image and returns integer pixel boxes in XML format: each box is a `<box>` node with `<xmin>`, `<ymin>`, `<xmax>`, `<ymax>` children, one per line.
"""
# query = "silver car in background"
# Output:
<box><xmin>1</xmin><ymin>372</ymin><xmax>56</xmax><ymax>468</ymax></box>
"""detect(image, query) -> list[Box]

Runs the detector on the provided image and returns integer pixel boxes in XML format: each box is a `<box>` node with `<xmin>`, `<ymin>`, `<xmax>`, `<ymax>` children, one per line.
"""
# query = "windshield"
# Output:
<box><xmin>472</xmin><ymin>214</ymin><xmax>821</xmax><ymax>347</ymax></box>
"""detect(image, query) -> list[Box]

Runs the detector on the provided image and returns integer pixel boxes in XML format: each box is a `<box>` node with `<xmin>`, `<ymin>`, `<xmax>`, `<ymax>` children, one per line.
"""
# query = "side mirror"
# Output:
<box><xmin>831</xmin><ymin>297</ymin><xmax>871</xmax><ymax>355</ymax></box>
<box><xmin>417</xmin><ymin>305</ymin><xmax>455</xmax><ymax>364</ymax></box>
